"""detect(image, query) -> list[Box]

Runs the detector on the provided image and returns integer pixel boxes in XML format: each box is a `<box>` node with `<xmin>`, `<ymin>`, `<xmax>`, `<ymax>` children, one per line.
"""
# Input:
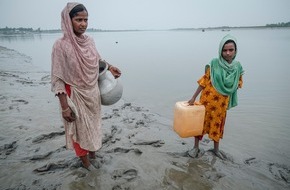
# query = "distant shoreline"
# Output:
<box><xmin>170</xmin><ymin>25</ymin><xmax>290</xmax><ymax>31</ymax></box>
<box><xmin>0</xmin><ymin>25</ymin><xmax>290</xmax><ymax>35</ymax></box>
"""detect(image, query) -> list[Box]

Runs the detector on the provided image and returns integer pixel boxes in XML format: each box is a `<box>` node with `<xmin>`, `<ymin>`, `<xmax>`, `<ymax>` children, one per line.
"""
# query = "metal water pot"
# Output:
<box><xmin>98</xmin><ymin>60</ymin><xmax>123</xmax><ymax>105</ymax></box>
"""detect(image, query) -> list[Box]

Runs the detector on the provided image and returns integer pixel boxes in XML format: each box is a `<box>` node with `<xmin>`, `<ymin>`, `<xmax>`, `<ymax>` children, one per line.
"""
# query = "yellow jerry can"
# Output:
<box><xmin>173</xmin><ymin>101</ymin><xmax>205</xmax><ymax>138</ymax></box>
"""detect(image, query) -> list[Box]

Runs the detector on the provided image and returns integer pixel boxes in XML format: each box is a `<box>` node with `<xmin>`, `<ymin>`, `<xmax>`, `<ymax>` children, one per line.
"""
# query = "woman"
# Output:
<box><xmin>51</xmin><ymin>3</ymin><xmax>121</xmax><ymax>170</ymax></box>
<box><xmin>188</xmin><ymin>34</ymin><xmax>244</xmax><ymax>159</ymax></box>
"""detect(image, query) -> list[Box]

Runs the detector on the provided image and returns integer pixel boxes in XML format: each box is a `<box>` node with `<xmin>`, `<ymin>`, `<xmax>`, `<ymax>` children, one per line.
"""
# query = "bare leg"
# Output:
<box><xmin>212</xmin><ymin>141</ymin><xmax>225</xmax><ymax>160</ymax></box>
<box><xmin>188</xmin><ymin>137</ymin><xmax>200</xmax><ymax>158</ymax></box>
<box><xmin>89</xmin><ymin>151</ymin><xmax>96</xmax><ymax>159</ymax></box>
<box><xmin>80</xmin><ymin>155</ymin><xmax>98</xmax><ymax>171</ymax></box>
<box><xmin>89</xmin><ymin>151</ymin><xmax>101</xmax><ymax>169</ymax></box>
<box><xmin>214</xmin><ymin>141</ymin><xmax>219</xmax><ymax>152</ymax></box>
<box><xmin>80</xmin><ymin>155</ymin><xmax>91</xmax><ymax>168</ymax></box>
<box><xmin>194</xmin><ymin>137</ymin><xmax>200</xmax><ymax>149</ymax></box>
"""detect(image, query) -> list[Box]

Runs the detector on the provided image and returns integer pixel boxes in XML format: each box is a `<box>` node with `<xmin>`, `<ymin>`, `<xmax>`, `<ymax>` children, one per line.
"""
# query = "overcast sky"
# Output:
<box><xmin>1</xmin><ymin>0</ymin><xmax>290</xmax><ymax>30</ymax></box>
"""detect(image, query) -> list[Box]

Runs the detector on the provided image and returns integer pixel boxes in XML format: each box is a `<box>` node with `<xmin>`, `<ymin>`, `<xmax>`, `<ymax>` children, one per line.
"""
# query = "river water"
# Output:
<box><xmin>1</xmin><ymin>28</ymin><xmax>290</xmax><ymax>168</ymax></box>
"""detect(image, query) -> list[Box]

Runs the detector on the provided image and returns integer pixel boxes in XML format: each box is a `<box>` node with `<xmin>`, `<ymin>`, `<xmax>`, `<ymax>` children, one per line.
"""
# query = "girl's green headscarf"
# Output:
<box><xmin>206</xmin><ymin>34</ymin><xmax>244</xmax><ymax>110</ymax></box>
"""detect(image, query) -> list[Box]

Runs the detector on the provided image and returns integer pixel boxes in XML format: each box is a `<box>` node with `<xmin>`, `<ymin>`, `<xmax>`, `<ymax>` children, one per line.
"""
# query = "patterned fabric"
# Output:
<box><xmin>198</xmin><ymin>68</ymin><xmax>243</xmax><ymax>142</ymax></box>
<box><xmin>51</xmin><ymin>3</ymin><xmax>102</xmax><ymax>152</ymax></box>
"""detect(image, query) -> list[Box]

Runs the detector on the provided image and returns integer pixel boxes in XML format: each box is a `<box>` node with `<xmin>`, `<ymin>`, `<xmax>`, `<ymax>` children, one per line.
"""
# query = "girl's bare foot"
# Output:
<box><xmin>210</xmin><ymin>149</ymin><xmax>225</xmax><ymax>160</ymax></box>
<box><xmin>188</xmin><ymin>147</ymin><xmax>200</xmax><ymax>158</ymax></box>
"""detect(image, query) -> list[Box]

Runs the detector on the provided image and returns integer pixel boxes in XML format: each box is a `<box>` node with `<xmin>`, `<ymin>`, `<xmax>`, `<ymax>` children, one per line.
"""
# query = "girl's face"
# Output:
<box><xmin>71</xmin><ymin>10</ymin><xmax>88</xmax><ymax>37</ymax></box>
<box><xmin>222</xmin><ymin>42</ymin><xmax>236</xmax><ymax>63</ymax></box>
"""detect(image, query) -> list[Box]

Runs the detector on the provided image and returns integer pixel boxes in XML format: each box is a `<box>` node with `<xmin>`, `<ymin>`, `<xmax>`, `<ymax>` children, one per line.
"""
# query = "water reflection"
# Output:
<box><xmin>0</xmin><ymin>33</ymin><xmax>45</xmax><ymax>42</ymax></box>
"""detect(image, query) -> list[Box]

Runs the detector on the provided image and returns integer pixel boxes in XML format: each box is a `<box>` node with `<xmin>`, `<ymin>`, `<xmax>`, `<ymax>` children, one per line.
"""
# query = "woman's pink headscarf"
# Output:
<box><xmin>51</xmin><ymin>2</ymin><xmax>100</xmax><ymax>88</ymax></box>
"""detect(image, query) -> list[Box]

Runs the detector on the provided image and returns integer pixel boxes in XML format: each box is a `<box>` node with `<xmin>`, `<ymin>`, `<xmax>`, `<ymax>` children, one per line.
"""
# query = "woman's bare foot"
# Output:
<box><xmin>80</xmin><ymin>155</ymin><xmax>91</xmax><ymax>169</ymax></box>
<box><xmin>86</xmin><ymin>164</ymin><xmax>97</xmax><ymax>171</ymax></box>
<box><xmin>89</xmin><ymin>151</ymin><xmax>96</xmax><ymax>159</ymax></box>
<box><xmin>80</xmin><ymin>156</ymin><xmax>97</xmax><ymax>171</ymax></box>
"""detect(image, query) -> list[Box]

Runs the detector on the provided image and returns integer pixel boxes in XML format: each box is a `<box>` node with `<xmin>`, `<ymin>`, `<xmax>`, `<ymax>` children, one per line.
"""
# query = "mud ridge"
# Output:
<box><xmin>32</xmin><ymin>131</ymin><xmax>65</xmax><ymax>144</ymax></box>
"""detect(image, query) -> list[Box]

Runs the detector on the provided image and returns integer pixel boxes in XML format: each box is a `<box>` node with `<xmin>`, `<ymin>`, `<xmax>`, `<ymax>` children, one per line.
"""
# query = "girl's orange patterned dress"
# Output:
<box><xmin>198</xmin><ymin>68</ymin><xmax>243</xmax><ymax>142</ymax></box>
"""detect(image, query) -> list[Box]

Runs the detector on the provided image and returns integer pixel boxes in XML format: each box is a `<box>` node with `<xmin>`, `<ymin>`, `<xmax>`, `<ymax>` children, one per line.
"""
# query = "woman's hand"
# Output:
<box><xmin>109</xmin><ymin>66</ymin><xmax>121</xmax><ymax>78</ymax></box>
<box><xmin>62</xmin><ymin>107</ymin><xmax>76</xmax><ymax>122</ymax></box>
<box><xmin>57</xmin><ymin>93</ymin><xmax>76</xmax><ymax>122</ymax></box>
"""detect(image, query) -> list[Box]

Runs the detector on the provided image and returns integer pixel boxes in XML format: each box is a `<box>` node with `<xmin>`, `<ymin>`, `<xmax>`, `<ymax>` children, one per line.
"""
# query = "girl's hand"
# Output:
<box><xmin>109</xmin><ymin>66</ymin><xmax>121</xmax><ymax>78</ymax></box>
<box><xmin>188</xmin><ymin>85</ymin><xmax>203</xmax><ymax>106</ymax></box>
<box><xmin>188</xmin><ymin>98</ymin><xmax>196</xmax><ymax>105</ymax></box>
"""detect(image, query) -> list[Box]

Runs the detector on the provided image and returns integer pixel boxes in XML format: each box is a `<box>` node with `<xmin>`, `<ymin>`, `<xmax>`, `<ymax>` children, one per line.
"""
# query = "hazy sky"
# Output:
<box><xmin>1</xmin><ymin>0</ymin><xmax>290</xmax><ymax>30</ymax></box>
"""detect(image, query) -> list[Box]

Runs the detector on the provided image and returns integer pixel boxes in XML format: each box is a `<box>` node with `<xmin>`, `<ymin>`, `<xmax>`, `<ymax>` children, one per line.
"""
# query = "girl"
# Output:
<box><xmin>188</xmin><ymin>34</ymin><xmax>244</xmax><ymax>159</ymax></box>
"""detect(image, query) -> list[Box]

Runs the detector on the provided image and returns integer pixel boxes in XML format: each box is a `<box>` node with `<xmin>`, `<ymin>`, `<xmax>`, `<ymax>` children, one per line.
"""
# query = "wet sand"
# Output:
<box><xmin>0</xmin><ymin>46</ymin><xmax>289</xmax><ymax>190</ymax></box>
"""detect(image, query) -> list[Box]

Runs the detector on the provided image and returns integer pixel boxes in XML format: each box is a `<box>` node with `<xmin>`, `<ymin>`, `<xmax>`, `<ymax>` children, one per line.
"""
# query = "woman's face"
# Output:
<box><xmin>222</xmin><ymin>42</ymin><xmax>236</xmax><ymax>64</ymax></box>
<box><xmin>71</xmin><ymin>10</ymin><xmax>88</xmax><ymax>37</ymax></box>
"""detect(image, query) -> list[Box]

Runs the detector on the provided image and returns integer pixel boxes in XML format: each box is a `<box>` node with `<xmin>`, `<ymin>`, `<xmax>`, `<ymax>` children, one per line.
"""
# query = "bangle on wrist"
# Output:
<box><xmin>108</xmin><ymin>65</ymin><xmax>112</xmax><ymax>70</ymax></box>
<box><xmin>62</xmin><ymin>107</ymin><xmax>70</xmax><ymax>112</ymax></box>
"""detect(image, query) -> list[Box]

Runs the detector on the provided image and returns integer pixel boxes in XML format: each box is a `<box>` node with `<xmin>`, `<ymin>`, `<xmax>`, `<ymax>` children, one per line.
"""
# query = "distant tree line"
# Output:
<box><xmin>0</xmin><ymin>27</ymin><xmax>104</xmax><ymax>34</ymax></box>
<box><xmin>0</xmin><ymin>21</ymin><xmax>289</xmax><ymax>34</ymax></box>
<box><xmin>266</xmin><ymin>22</ymin><xmax>290</xmax><ymax>27</ymax></box>
<box><xmin>0</xmin><ymin>27</ymin><xmax>41</xmax><ymax>34</ymax></box>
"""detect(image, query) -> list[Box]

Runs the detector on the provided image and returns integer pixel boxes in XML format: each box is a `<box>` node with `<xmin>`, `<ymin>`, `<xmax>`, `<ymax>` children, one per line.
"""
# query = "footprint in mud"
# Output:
<box><xmin>133</xmin><ymin>140</ymin><xmax>165</xmax><ymax>147</ymax></box>
<box><xmin>134</xmin><ymin>114</ymin><xmax>155</xmax><ymax>128</ymax></box>
<box><xmin>106</xmin><ymin>147</ymin><xmax>142</xmax><ymax>155</ymax></box>
<box><xmin>112</xmin><ymin>169</ymin><xmax>138</xmax><ymax>181</ymax></box>
<box><xmin>95</xmin><ymin>153</ymin><xmax>113</xmax><ymax>165</ymax></box>
<box><xmin>269</xmin><ymin>163</ymin><xmax>290</xmax><ymax>183</ymax></box>
<box><xmin>15</xmin><ymin>125</ymin><xmax>29</xmax><ymax>130</ymax></box>
<box><xmin>28</xmin><ymin>151</ymin><xmax>53</xmax><ymax>161</ymax></box>
<box><xmin>41</xmin><ymin>75</ymin><xmax>50</xmax><ymax>81</ymax></box>
<box><xmin>167</xmin><ymin>151</ymin><xmax>189</xmax><ymax>158</ymax></box>
<box><xmin>244</xmin><ymin>157</ymin><xmax>258</xmax><ymax>165</ymax></box>
<box><xmin>204</xmin><ymin>171</ymin><xmax>226</xmax><ymax>182</ymax></box>
<box><xmin>121</xmin><ymin>103</ymin><xmax>131</xmax><ymax>109</ymax></box>
<box><xmin>7</xmin><ymin>99</ymin><xmax>29</xmax><ymax>110</ymax></box>
<box><xmin>102</xmin><ymin>125</ymin><xmax>122</xmax><ymax>145</ymax></box>
<box><xmin>135</xmin><ymin>120</ymin><xmax>147</xmax><ymax>128</ymax></box>
<box><xmin>171</xmin><ymin>161</ymin><xmax>187</xmax><ymax>168</ymax></box>
<box><xmin>11</xmin><ymin>99</ymin><xmax>29</xmax><ymax>104</ymax></box>
<box><xmin>244</xmin><ymin>158</ymin><xmax>290</xmax><ymax>184</ymax></box>
<box><xmin>188</xmin><ymin>148</ymin><xmax>205</xmax><ymax>159</ymax></box>
<box><xmin>34</xmin><ymin>160</ymin><xmax>69</xmax><ymax>173</ymax></box>
<box><xmin>127</xmin><ymin>133</ymin><xmax>137</xmax><ymax>139</ymax></box>
<box><xmin>15</xmin><ymin>79</ymin><xmax>33</xmax><ymax>85</ymax></box>
<box><xmin>112</xmin><ymin>185</ymin><xmax>127</xmax><ymax>190</ymax></box>
<box><xmin>102</xmin><ymin>113</ymin><xmax>113</xmax><ymax>120</ymax></box>
<box><xmin>0</xmin><ymin>141</ymin><xmax>17</xmax><ymax>159</ymax></box>
<box><xmin>207</xmin><ymin>149</ymin><xmax>233</xmax><ymax>162</ymax></box>
<box><xmin>102</xmin><ymin>109</ymin><xmax>121</xmax><ymax>120</ymax></box>
<box><xmin>0</xmin><ymin>71</ymin><xmax>19</xmax><ymax>78</ymax></box>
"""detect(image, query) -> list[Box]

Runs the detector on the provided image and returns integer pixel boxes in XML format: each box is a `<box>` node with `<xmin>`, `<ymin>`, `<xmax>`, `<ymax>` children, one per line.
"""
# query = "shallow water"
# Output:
<box><xmin>1</xmin><ymin>28</ymin><xmax>290</xmax><ymax>168</ymax></box>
